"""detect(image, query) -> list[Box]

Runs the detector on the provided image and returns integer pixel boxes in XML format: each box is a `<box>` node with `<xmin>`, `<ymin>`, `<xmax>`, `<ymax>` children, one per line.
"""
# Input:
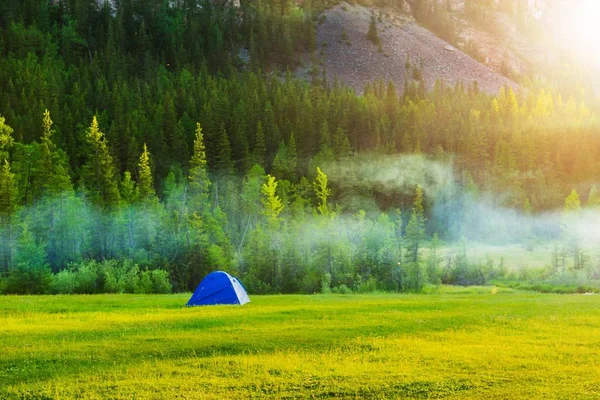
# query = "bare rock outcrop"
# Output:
<box><xmin>316</xmin><ymin>3</ymin><xmax>516</xmax><ymax>94</ymax></box>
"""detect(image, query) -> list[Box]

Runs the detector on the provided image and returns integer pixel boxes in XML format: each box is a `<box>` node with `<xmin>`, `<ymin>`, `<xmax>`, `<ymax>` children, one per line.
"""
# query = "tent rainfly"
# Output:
<box><xmin>186</xmin><ymin>271</ymin><xmax>250</xmax><ymax>306</ymax></box>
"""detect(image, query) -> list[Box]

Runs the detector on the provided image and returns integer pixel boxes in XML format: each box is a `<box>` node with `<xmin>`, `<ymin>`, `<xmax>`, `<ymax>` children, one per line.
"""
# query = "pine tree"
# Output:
<box><xmin>34</xmin><ymin>110</ymin><xmax>75</xmax><ymax>270</ymax></box>
<box><xmin>587</xmin><ymin>185</ymin><xmax>600</xmax><ymax>208</ymax></box>
<box><xmin>367</xmin><ymin>13</ymin><xmax>380</xmax><ymax>46</ymax></box>
<box><xmin>426</xmin><ymin>232</ymin><xmax>440</xmax><ymax>284</ymax></box>
<box><xmin>119</xmin><ymin>170</ymin><xmax>138</xmax><ymax>257</ymax></box>
<box><xmin>40</xmin><ymin>109</ymin><xmax>72</xmax><ymax>195</ymax></box>
<box><xmin>138</xmin><ymin>143</ymin><xmax>155</xmax><ymax>201</ymax></box>
<box><xmin>0</xmin><ymin>114</ymin><xmax>15</xmax><ymax>159</ymax></box>
<box><xmin>332</xmin><ymin>127</ymin><xmax>352</xmax><ymax>160</ymax></box>
<box><xmin>186</xmin><ymin>122</ymin><xmax>218</xmax><ymax>284</ymax></box>
<box><xmin>263</xmin><ymin>104</ymin><xmax>281</xmax><ymax>155</ymax></box>
<box><xmin>6</xmin><ymin>224</ymin><xmax>52</xmax><ymax>294</ymax></box>
<box><xmin>314</xmin><ymin>167</ymin><xmax>332</xmax><ymax>218</ymax></box>
<box><xmin>523</xmin><ymin>196</ymin><xmax>533</xmax><ymax>245</ymax></box>
<box><xmin>41</xmin><ymin>109</ymin><xmax>55</xmax><ymax>163</ymax></box>
<box><xmin>564</xmin><ymin>189</ymin><xmax>581</xmax><ymax>214</ymax></box>
<box><xmin>271</xmin><ymin>141</ymin><xmax>289</xmax><ymax>179</ymax></box>
<box><xmin>406</xmin><ymin>185</ymin><xmax>426</xmax><ymax>264</ymax></box>
<box><xmin>319</xmin><ymin>121</ymin><xmax>330</xmax><ymax>150</ymax></box>
<box><xmin>120</xmin><ymin>171</ymin><xmax>138</xmax><ymax>205</ymax></box>
<box><xmin>83</xmin><ymin>116</ymin><xmax>120</xmax><ymax>210</ymax></box>
<box><xmin>239</xmin><ymin>165</ymin><xmax>267</xmax><ymax>266</ymax></box>
<box><xmin>252</xmin><ymin>121</ymin><xmax>267</xmax><ymax>168</ymax></box>
<box><xmin>287</xmin><ymin>133</ymin><xmax>298</xmax><ymax>179</ymax></box>
<box><xmin>405</xmin><ymin>185</ymin><xmax>427</xmax><ymax>291</ymax></box>
<box><xmin>82</xmin><ymin>116</ymin><xmax>120</xmax><ymax>258</ymax></box>
<box><xmin>188</xmin><ymin>122</ymin><xmax>211</xmax><ymax>208</ymax></box>
<box><xmin>523</xmin><ymin>197</ymin><xmax>532</xmax><ymax>215</ymax></box>
<box><xmin>261</xmin><ymin>175</ymin><xmax>284</xmax><ymax>226</ymax></box>
<box><xmin>0</xmin><ymin>160</ymin><xmax>18</xmax><ymax>272</ymax></box>
<box><xmin>135</xmin><ymin>144</ymin><xmax>160</xmax><ymax>257</ymax></box>
<box><xmin>562</xmin><ymin>189</ymin><xmax>582</xmax><ymax>270</ymax></box>
<box><xmin>214</xmin><ymin>123</ymin><xmax>233</xmax><ymax>176</ymax></box>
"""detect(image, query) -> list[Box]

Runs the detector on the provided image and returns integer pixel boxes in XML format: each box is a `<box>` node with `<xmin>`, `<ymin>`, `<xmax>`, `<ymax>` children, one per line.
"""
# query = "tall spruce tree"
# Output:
<box><xmin>188</xmin><ymin>122</ymin><xmax>211</xmax><ymax>209</ymax></box>
<box><xmin>314</xmin><ymin>167</ymin><xmax>332</xmax><ymax>218</ymax></box>
<box><xmin>405</xmin><ymin>185</ymin><xmax>427</xmax><ymax>291</ymax></box>
<box><xmin>253</xmin><ymin>121</ymin><xmax>267</xmax><ymax>168</ymax></box>
<box><xmin>0</xmin><ymin>115</ymin><xmax>15</xmax><ymax>160</ymax></box>
<box><xmin>0</xmin><ymin>160</ymin><xmax>18</xmax><ymax>271</ymax></box>
<box><xmin>138</xmin><ymin>144</ymin><xmax>155</xmax><ymax>201</ymax></box>
<box><xmin>40</xmin><ymin>109</ymin><xmax>72</xmax><ymax>194</ymax></box>
<box><xmin>82</xmin><ymin>116</ymin><xmax>120</xmax><ymax>258</ymax></box>
<box><xmin>261</xmin><ymin>175</ymin><xmax>284</xmax><ymax>226</ymax></box>
<box><xmin>562</xmin><ymin>189</ymin><xmax>583</xmax><ymax>270</ymax></box>
<box><xmin>83</xmin><ymin>116</ymin><xmax>120</xmax><ymax>210</ymax></box>
<box><xmin>6</xmin><ymin>224</ymin><xmax>51</xmax><ymax>294</ymax></box>
<box><xmin>587</xmin><ymin>185</ymin><xmax>600</xmax><ymax>208</ymax></box>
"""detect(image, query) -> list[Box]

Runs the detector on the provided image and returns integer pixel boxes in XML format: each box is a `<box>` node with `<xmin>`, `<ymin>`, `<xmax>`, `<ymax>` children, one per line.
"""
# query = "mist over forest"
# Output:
<box><xmin>1</xmin><ymin>0</ymin><xmax>599</xmax><ymax>295</ymax></box>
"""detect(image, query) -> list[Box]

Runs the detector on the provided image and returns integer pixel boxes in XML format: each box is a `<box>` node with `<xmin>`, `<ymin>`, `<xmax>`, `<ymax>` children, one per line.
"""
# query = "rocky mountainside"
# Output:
<box><xmin>314</xmin><ymin>3</ymin><xmax>515</xmax><ymax>94</ymax></box>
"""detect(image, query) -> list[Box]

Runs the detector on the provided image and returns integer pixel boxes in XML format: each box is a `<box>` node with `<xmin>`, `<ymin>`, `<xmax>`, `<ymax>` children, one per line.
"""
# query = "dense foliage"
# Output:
<box><xmin>1</xmin><ymin>0</ymin><xmax>599</xmax><ymax>294</ymax></box>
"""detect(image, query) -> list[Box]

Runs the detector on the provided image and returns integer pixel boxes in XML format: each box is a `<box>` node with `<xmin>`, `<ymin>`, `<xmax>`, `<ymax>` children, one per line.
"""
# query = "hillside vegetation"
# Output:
<box><xmin>0</xmin><ymin>0</ymin><xmax>599</xmax><ymax>295</ymax></box>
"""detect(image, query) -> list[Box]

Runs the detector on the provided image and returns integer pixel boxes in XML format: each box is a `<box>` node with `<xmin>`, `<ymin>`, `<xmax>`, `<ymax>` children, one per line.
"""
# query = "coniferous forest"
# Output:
<box><xmin>1</xmin><ymin>0</ymin><xmax>600</xmax><ymax>295</ymax></box>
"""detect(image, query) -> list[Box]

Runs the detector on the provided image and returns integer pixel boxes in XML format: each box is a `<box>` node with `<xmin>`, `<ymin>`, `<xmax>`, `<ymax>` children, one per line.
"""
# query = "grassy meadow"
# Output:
<box><xmin>2</xmin><ymin>290</ymin><xmax>600</xmax><ymax>399</ymax></box>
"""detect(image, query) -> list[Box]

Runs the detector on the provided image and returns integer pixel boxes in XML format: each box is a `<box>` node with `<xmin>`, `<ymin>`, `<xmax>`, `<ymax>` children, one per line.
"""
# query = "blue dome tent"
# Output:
<box><xmin>186</xmin><ymin>271</ymin><xmax>250</xmax><ymax>306</ymax></box>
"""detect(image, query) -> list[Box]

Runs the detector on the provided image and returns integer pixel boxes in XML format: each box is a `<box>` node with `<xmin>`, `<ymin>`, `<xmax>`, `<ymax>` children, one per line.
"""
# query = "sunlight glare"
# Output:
<box><xmin>555</xmin><ymin>0</ymin><xmax>600</xmax><ymax>65</ymax></box>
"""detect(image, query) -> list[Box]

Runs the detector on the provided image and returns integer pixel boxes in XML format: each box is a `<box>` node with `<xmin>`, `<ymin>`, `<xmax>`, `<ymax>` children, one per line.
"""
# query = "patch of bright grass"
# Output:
<box><xmin>1</xmin><ymin>292</ymin><xmax>600</xmax><ymax>399</ymax></box>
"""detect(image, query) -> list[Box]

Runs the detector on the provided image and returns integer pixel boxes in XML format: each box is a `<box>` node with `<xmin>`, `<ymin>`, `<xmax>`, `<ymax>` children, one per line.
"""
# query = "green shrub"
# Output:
<box><xmin>332</xmin><ymin>284</ymin><xmax>351</xmax><ymax>294</ymax></box>
<box><xmin>151</xmin><ymin>270</ymin><xmax>172</xmax><ymax>294</ymax></box>
<box><xmin>6</xmin><ymin>226</ymin><xmax>53</xmax><ymax>294</ymax></box>
<box><xmin>47</xmin><ymin>259</ymin><xmax>172</xmax><ymax>295</ymax></box>
<box><xmin>122</xmin><ymin>262</ymin><xmax>140</xmax><ymax>293</ymax></box>
<box><xmin>320</xmin><ymin>272</ymin><xmax>332</xmax><ymax>294</ymax></box>
<box><xmin>74</xmin><ymin>261</ymin><xmax>102</xmax><ymax>294</ymax></box>
<box><xmin>243</xmin><ymin>270</ymin><xmax>272</xmax><ymax>294</ymax></box>
<box><xmin>136</xmin><ymin>270</ymin><xmax>153</xmax><ymax>294</ymax></box>
<box><xmin>103</xmin><ymin>267</ymin><xmax>122</xmax><ymax>293</ymax></box>
<box><xmin>0</xmin><ymin>276</ymin><xmax>6</xmax><ymax>294</ymax></box>
<box><xmin>51</xmin><ymin>270</ymin><xmax>77</xmax><ymax>294</ymax></box>
<box><xmin>357</xmin><ymin>277</ymin><xmax>377</xmax><ymax>293</ymax></box>
<box><xmin>5</xmin><ymin>264</ymin><xmax>53</xmax><ymax>294</ymax></box>
<box><xmin>103</xmin><ymin>259</ymin><xmax>140</xmax><ymax>293</ymax></box>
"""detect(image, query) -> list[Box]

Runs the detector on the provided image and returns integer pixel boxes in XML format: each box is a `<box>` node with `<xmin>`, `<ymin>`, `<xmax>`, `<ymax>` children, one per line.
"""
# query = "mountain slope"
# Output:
<box><xmin>315</xmin><ymin>3</ymin><xmax>515</xmax><ymax>94</ymax></box>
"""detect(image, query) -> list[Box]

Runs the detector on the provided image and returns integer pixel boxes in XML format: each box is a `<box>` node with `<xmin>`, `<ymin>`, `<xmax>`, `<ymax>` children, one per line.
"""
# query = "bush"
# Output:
<box><xmin>357</xmin><ymin>277</ymin><xmax>378</xmax><ymax>293</ymax></box>
<box><xmin>0</xmin><ymin>276</ymin><xmax>6</xmax><ymax>294</ymax></box>
<box><xmin>103</xmin><ymin>263</ymin><xmax>123</xmax><ymax>293</ymax></box>
<box><xmin>243</xmin><ymin>270</ymin><xmax>272</xmax><ymax>294</ymax></box>
<box><xmin>5</xmin><ymin>264</ymin><xmax>53</xmax><ymax>294</ymax></box>
<box><xmin>123</xmin><ymin>262</ymin><xmax>141</xmax><ymax>293</ymax></box>
<box><xmin>51</xmin><ymin>270</ymin><xmax>77</xmax><ymax>294</ymax></box>
<box><xmin>136</xmin><ymin>270</ymin><xmax>153</xmax><ymax>294</ymax></box>
<box><xmin>74</xmin><ymin>260</ymin><xmax>102</xmax><ymax>294</ymax></box>
<box><xmin>151</xmin><ymin>270</ymin><xmax>172</xmax><ymax>294</ymax></box>
<box><xmin>6</xmin><ymin>226</ymin><xmax>53</xmax><ymax>294</ymax></box>
<box><xmin>332</xmin><ymin>284</ymin><xmax>352</xmax><ymax>294</ymax></box>
<box><xmin>48</xmin><ymin>259</ymin><xmax>173</xmax><ymax>295</ymax></box>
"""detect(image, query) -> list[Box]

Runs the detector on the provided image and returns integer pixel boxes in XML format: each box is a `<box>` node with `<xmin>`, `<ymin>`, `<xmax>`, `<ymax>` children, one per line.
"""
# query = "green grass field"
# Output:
<box><xmin>2</xmin><ymin>290</ymin><xmax>600</xmax><ymax>399</ymax></box>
